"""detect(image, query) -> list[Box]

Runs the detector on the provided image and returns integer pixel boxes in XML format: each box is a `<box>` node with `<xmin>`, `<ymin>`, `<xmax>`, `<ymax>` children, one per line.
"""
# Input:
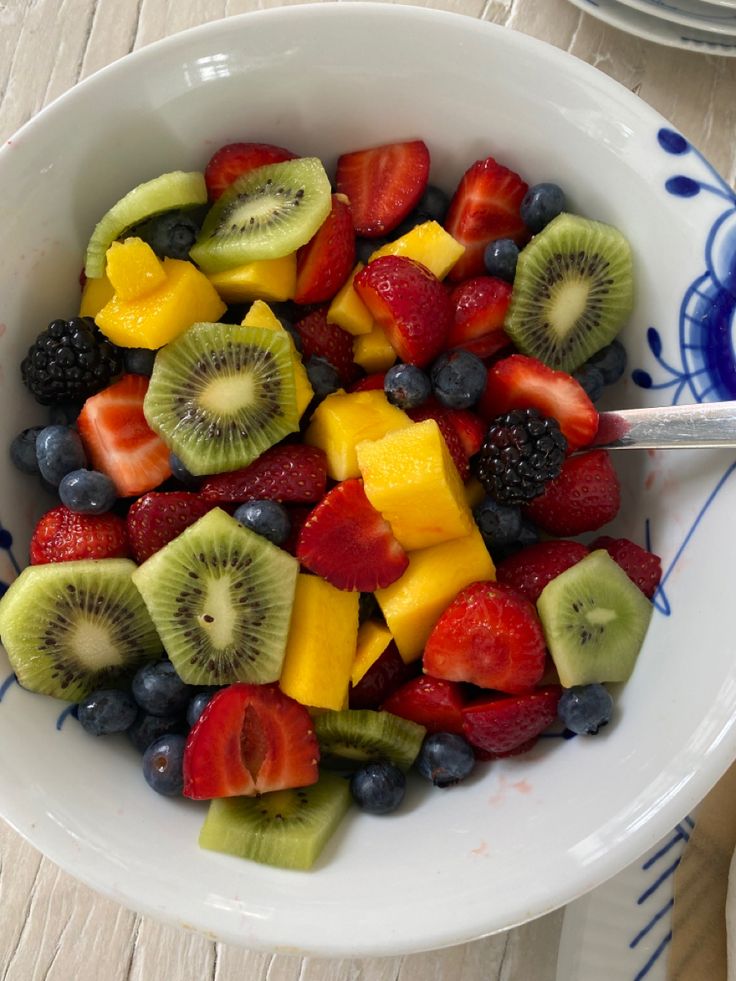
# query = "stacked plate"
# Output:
<box><xmin>567</xmin><ymin>0</ymin><xmax>736</xmax><ymax>54</ymax></box>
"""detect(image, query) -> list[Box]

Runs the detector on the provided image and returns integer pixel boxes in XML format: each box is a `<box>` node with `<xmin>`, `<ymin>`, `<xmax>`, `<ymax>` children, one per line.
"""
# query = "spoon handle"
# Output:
<box><xmin>591</xmin><ymin>401</ymin><xmax>736</xmax><ymax>450</ymax></box>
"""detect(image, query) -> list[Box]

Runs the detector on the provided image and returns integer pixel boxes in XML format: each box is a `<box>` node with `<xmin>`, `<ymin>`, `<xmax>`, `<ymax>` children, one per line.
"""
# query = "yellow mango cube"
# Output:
<box><xmin>369</xmin><ymin>221</ymin><xmax>465</xmax><ymax>280</ymax></box>
<box><xmin>357</xmin><ymin>419</ymin><xmax>473</xmax><ymax>551</ymax></box>
<box><xmin>207</xmin><ymin>253</ymin><xmax>296</xmax><ymax>303</ymax></box>
<box><xmin>353</xmin><ymin>323</ymin><xmax>397</xmax><ymax>372</ymax></box>
<box><xmin>327</xmin><ymin>263</ymin><xmax>374</xmax><ymax>336</ymax></box>
<box><xmin>375</xmin><ymin>528</ymin><xmax>495</xmax><ymax>662</ymax></box>
<box><xmin>279</xmin><ymin>574</ymin><xmax>359</xmax><ymax>711</ymax></box>
<box><xmin>79</xmin><ymin>275</ymin><xmax>115</xmax><ymax>318</ymax></box>
<box><xmin>351</xmin><ymin>621</ymin><xmax>393</xmax><ymax>686</ymax></box>
<box><xmin>464</xmin><ymin>477</ymin><xmax>486</xmax><ymax>509</ymax></box>
<box><xmin>241</xmin><ymin>300</ymin><xmax>314</xmax><ymax>418</ymax></box>
<box><xmin>305</xmin><ymin>390</ymin><xmax>411</xmax><ymax>480</ymax></box>
<box><xmin>105</xmin><ymin>238</ymin><xmax>167</xmax><ymax>301</ymax></box>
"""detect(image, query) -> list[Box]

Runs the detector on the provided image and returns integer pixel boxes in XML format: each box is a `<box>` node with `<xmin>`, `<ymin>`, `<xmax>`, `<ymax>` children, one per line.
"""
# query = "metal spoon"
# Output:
<box><xmin>590</xmin><ymin>401</ymin><xmax>736</xmax><ymax>450</ymax></box>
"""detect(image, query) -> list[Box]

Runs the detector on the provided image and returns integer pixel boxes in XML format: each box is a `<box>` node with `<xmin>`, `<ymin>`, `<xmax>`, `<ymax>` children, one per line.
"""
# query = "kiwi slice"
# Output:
<box><xmin>314</xmin><ymin>709</ymin><xmax>426</xmax><ymax>771</ymax></box>
<box><xmin>143</xmin><ymin>322</ymin><xmax>298</xmax><ymax>476</ymax></box>
<box><xmin>132</xmin><ymin>508</ymin><xmax>298</xmax><ymax>687</ymax></box>
<box><xmin>0</xmin><ymin>559</ymin><xmax>161</xmax><ymax>701</ymax></box>
<box><xmin>199</xmin><ymin>771</ymin><xmax>352</xmax><ymax>870</ymax></box>
<box><xmin>84</xmin><ymin>171</ymin><xmax>207</xmax><ymax>279</ymax></box>
<box><xmin>504</xmin><ymin>213</ymin><xmax>634</xmax><ymax>373</ymax></box>
<box><xmin>536</xmin><ymin>549</ymin><xmax>653</xmax><ymax>687</ymax></box>
<box><xmin>190</xmin><ymin>158</ymin><xmax>332</xmax><ymax>273</ymax></box>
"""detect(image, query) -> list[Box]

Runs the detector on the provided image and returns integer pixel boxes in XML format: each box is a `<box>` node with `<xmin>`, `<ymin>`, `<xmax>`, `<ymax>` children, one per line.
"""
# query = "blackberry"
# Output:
<box><xmin>476</xmin><ymin>408</ymin><xmax>566</xmax><ymax>505</ymax></box>
<box><xmin>21</xmin><ymin>317</ymin><xmax>122</xmax><ymax>405</ymax></box>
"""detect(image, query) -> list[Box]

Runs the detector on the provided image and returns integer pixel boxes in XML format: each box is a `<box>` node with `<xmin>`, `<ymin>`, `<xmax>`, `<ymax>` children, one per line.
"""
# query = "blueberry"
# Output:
<box><xmin>136</xmin><ymin>209</ymin><xmax>202</xmax><ymax>260</ymax></box>
<box><xmin>233</xmin><ymin>499</ymin><xmax>291</xmax><ymax>546</ymax></box>
<box><xmin>573</xmin><ymin>364</ymin><xmax>605</xmax><ymax>403</ymax></box>
<box><xmin>384</xmin><ymin>363</ymin><xmax>431</xmax><ymax>410</ymax></box>
<box><xmin>350</xmin><ymin>761</ymin><xmax>406</xmax><ymax>814</ymax></box>
<box><xmin>416</xmin><ymin>733</ymin><xmax>475</xmax><ymax>787</ymax></box>
<box><xmin>128</xmin><ymin>711</ymin><xmax>186</xmax><ymax>753</ymax></box>
<box><xmin>35</xmin><ymin>424</ymin><xmax>87</xmax><ymax>486</ymax></box>
<box><xmin>558</xmin><ymin>684</ymin><xmax>613</xmax><ymax>735</ymax></box>
<box><xmin>142</xmin><ymin>734</ymin><xmax>187</xmax><ymax>796</ymax></box>
<box><xmin>10</xmin><ymin>426</ymin><xmax>44</xmax><ymax>474</ymax></box>
<box><xmin>587</xmin><ymin>339</ymin><xmax>627</xmax><ymax>385</ymax></box>
<box><xmin>132</xmin><ymin>660</ymin><xmax>193</xmax><ymax>717</ymax></box>
<box><xmin>186</xmin><ymin>690</ymin><xmax>216</xmax><ymax>728</ymax></box>
<box><xmin>306</xmin><ymin>356</ymin><xmax>341</xmax><ymax>398</ymax></box>
<box><xmin>430</xmin><ymin>350</ymin><xmax>487</xmax><ymax>409</ymax></box>
<box><xmin>279</xmin><ymin>319</ymin><xmax>303</xmax><ymax>353</ymax></box>
<box><xmin>124</xmin><ymin>348</ymin><xmax>157</xmax><ymax>377</ymax></box>
<box><xmin>48</xmin><ymin>402</ymin><xmax>82</xmax><ymax>426</ymax></box>
<box><xmin>59</xmin><ymin>468</ymin><xmax>117</xmax><ymax>514</ymax></box>
<box><xmin>77</xmin><ymin>689</ymin><xmax>137</xmax><ymax>736</ymax></box>
<box><xmin>483</xmin><ymin>238</ymin><xmax>519</xmax><ymax>283</ymax></box>
<box><xmin>358</xmin><ymin>591</ymin><xmax>380</xmax><ymax>624</ymax></box>
<box><xmin>473</xmin><ymin>496</ymin><xmax>523</xmax><ymax>547</ymax></box>
<box><xmin>356</xmin><ymin>237</ymin><xmax>389</xmax><ymax>264</ymax></box>
<box><xmin>520</xmin><ymin>182</ymin><xmax>566</xmax><ymax>234</ymax></box>
<box><xmin>169</xmin><ymin>452</ymin><xmax>200</xmax><ymax>487</ymax></box>
<box><xmin>415</xmin><ymin>185</ymin><xmax>451</xmax><ymax>224</ymax></box>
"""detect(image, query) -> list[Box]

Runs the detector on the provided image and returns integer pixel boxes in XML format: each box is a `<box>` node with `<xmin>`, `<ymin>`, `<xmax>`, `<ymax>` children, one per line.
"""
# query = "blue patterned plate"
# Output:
<box><xmin>569</xmin><ymin>0</ymin><xmax>736</xmax><ymax>50</ymax></box>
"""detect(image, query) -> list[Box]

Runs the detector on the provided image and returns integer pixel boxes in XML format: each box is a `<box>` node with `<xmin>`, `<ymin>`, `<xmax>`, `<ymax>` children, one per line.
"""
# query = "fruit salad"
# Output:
<box><xmin>0</xmin><ymin>137</ymin><xmax>662</xmax><ymax>872</ymax></box>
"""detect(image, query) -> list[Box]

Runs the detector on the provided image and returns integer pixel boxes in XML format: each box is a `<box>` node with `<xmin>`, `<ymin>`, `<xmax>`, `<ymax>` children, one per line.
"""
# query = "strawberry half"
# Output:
<box><xmin>447</xmin><ymin>276</ymin><xmax>513</xmax><ymax>358</ymax></box>
<box><xmin>590</xmin><ymin>536</ymin><xmax>662</xmax><ymax>599</ymax></box>
<box><xmin>462</xmin><ymin>687</ymin><xmax>562</xmax><ymax>755</ymax></box>
<box><xmin>524</xmin><ymin>450</ymin><xmax>621</xmax><ymax>537</ymax></box>
<box><xmin>445</xmin><ymin>156</ymin><xmax>528</xmax><ymax>282</ymax></box>
<box><xmin>424</xmin><ymin>581</ymin><xmax>547</xmax><ymax>694</ymax></box>
<box><xmin>126</xmin><ymin>491</ymin><xmax>213</xmax><ymax>563</ymax></box>
<box><xmin>184</xmin><ymin>683</ymin><xmax>319</xmax><ymax>799</ymax></box>
<box><xmin>447</xmin><ymin>409</ymin><xmax>486</xmax><ymax>460</ymax></box>
<box><xmin>30</xmin><ymin>505</ymin><xmax>129</xmax><ymax>565</ymax></box>
<box><xmin>296</xmin><ymin>478</ymin><xmax>409</xmax><ymax>591</ymax></box>
<box><xmin>354</xmin><ymin>255</ymin><xmax>452</xmax><ymax>367</ymax></box>
<box><xmin>496</xmin><ymin>540</ymin><xmax>590</xmax><ymax>603</ymax></box>
<box><xmin>200</xmin><ymin>444</ymin><xmax>327</xmax><ymax>504</ymax></box>
<box><xmin>204</xmin><ymin>142</ymin><xmax>296</xmax><ymax>200</ymax></box>
<box><xmin>293</xmin><ymin>306</ymin><xmax>359</xmax><ymax>385</ymax></box>
<box><xmin>295</xmin><ymin>194</ymin><xmax>356</xmax><ymax>304</ymax></box>
<box><xmin>408</xmin><ymin>399</ymin><xmax>471</xmax><ymax>479</ymax></box>
<box><xmin>381</xmin><ymin>676</ymin><xmax>466</xmax><ymax>735</ymax></box>
<box><xmin>77</xmin><ymin>374</ymin><xmax>172</xmax><ymax>496</ymax></box>
<box><xmin>479</xmin><ymin>354</ymin><xmax>599</xmax><ymax>451</ymax></box>
<box><xmin>349</xmin><ymin>373</ymin><xmax>386</xmax><ymax>393</ymax></box>
<box><xmin>335</xmin><ymin>139</ymin><xmax>430</xmax><ymax>238</ymax></box>
<box><xmin>349</xmin><ymin>642</ymin><xmax>417</xmax><ymax>710</ymax></box>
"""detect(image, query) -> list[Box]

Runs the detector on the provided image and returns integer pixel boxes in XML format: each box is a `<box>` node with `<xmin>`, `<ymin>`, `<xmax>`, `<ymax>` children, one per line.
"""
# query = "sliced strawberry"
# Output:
<box><xmin>200</xmin><ymin>444</ymin><xmax>327</xmax><ymax>504</ymax></box>
<box><xmin>590</xmin><ymin>536</ymin><xmax>662</xmax><ymax>599</ymax></box>
<box><xmin>462</xmin><ymin>687</ymin><xmax>562</xmax><ymax>755</ymax></box>
<box><xmin>349</xmin><ymin>642</ymin><xmax>417</xmax><ymax>710</ymax></box>
<box><xmin>496</xmin><ymin>540</ymin><xmax>590</xmax><ymax>603</ymax></box>
<box><xmin>479</xmin><ymin>354</ymin><xmax>599</xmax><ymax>451</ymax></box>
<box><xmin>204</xmin><ymin>142</ymin><xmax>296</xmax><ymax>200</ymax></box>
<box><xmin>445</xmin><ymin>156</ymin><xmax>528</xmax><ymax>282</ymax></box>
<box><xmin>447</xmin><ymin>277</ymin><xmax>513</xmax><ymax>358</ymax></box>
<box><xmin>381</xmin><ymin>676</ymin><xmax>466</xmax><ymax>735</ymax></box>
<box><xmin>408</xmin><ymin>399</ymin><xmax>470</xmax><ymax>479</ymax></box>
<box><xmin>335</xmin><ymin>139</ymin><xmax>430</xmax><ymax>238</ymax></box>
<box><xmin>296</xmin><ymin>478</ymin><xmax>408</xmax><ymax>591</ymax></box>
<box><xmin>355</xmin><ymin>256</ymin><xmax>452</xmax><ymax>368</ymax></box>
<box><xmin>524</xmin><ymin>450</ymin><xmax>621</xmax><ymax>537</ymax></box>
<box><xmin>293</xmin><ymin>306</ymin><xmax>359</xmax><ymax>385</ymax></box>
<box><xmin>30</xmin><ymin>505</ymin><xmax>129</xmax><ymax>565</ymax></box>
<box><xmin>446</xmin><ymin>409</ymin><xmax>486</xmax><ymax>459</ymax></box>
<box><xmin>183</xmin><ymin>683</ymin><xmax>319</xmax><ymax>799</ymax></box>
<box><xmin>424</xmin><ymin>581</ymin><xmax>547</xmax><ymax>694</ymax></box>
<box><xmin>348</xmin><ymin>373</ymin><xmax>386</xmax><ymax>393</ymax></box>
<box><xmin>473</xmin><ymin>737</ymin><xmax>539</xmax><ymax>761</ymax></box>
<box><xmin>126</xmin><ymin>491</ymin><xmax>214</xmax><ymax>563</ymax></box>
<box><xmin>77</xmin><ymin>374</ymin><xmax>171</xmax><ymax>496</ymax></box>
<box><xmin>295</xmin><ymin>194</ymin><xmax>355</xmax><ymax>304</ymax></box>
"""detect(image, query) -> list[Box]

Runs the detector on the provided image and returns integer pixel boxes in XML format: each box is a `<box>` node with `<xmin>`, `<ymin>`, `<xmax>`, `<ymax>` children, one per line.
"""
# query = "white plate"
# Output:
<box><xmin>569</xmin><ymin>0</ymin><xmax>736</xmax><ymax>50</ymax></box>
<box><xmin>616</xmin><ymin>0</ymin><xmax>736</xmax><ymax>34</ymax></box>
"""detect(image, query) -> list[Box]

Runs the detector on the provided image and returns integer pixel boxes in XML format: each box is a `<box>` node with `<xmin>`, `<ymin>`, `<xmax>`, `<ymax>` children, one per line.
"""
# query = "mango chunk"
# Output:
<box><xmin>279</xmin><ymin>574</ymin><xmax>359</xmax><ymax>711</ymax></box>
<box><xmin>358</xmin><ymin>419</ymin><xmax>473</xmax><ymax>551</ymax></box>
<box><xmin>351</xmin><ymin>621</ymin><xmax>393</xmax><ymax>686</ymax></box>
<box><xmin>207</xmin><ymin>254</ymin><xmax>296</xmax><ymax>303</ymax></box>
<box><xmin>305</xmin><ymin>390</ymin><xmax>411</xmax><ymax>481</ymax></box>
<box><xmin>327</xmin><ymin>263</ymin><xmax>374</xmax><ymax>336</ymax></box>
<box><xmin>80</xmin><ymin>275</ymin><xmax>115</xmax><ymax>318</ymax></box>
<box><xmin>105</xmin><ymin>238</ymin><xmax>167</xmax><ymax>301</ymax></box>
<box><xmin>241</xmin><ymin>300</ymin><xmax>313</xmax><ymax>418</ymax></box>
<box><xmin>353</xmin><ymin>323</ymin><xmax>398</xmax><ymax>372</ymax></box>
<box><xmin>464</xmin><ymin>477</ymin><xmax>486</xmax><ymax>509</ymax></box>
<box><xmin>369</xmin><ymin>221</ymin><xmax>465</xmax><ymax>280</ymax></box>
<box><xmin>375</xmin><ymin>528</ymin><xmax>495</xmax><ymax>663</ymax></box>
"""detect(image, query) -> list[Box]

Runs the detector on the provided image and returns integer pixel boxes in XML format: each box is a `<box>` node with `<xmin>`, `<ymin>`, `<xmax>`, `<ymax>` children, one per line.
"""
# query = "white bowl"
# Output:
<box><xmin>1</xmin><ymin>3</ymin><xmax>735</xmax><ymax>957</ymax></box>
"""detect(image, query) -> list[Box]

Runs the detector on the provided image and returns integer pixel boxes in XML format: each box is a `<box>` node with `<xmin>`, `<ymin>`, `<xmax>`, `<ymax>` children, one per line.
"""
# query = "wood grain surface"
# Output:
<box><xmin>1</xmin><ymin>1</ymin><xmax>734</xmax><ymax>978</ymax></box>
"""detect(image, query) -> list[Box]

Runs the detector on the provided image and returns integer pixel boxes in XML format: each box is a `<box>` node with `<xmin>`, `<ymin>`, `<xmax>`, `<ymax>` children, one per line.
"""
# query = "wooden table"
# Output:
<box><xmin>1</xmin><ymin>2</ymin><xmax>734</xmax><ymax>978</ymax></box>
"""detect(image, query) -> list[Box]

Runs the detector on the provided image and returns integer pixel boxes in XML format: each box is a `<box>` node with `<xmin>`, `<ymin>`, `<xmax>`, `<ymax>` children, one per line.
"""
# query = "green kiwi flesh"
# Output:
<box><xmin>504</xmin><ymin>213</ymin><xmax>634</xmax><ymax>373</ymax></box>
<box><xmin>190</xmin><ymin>158</ymin><xmax>332</xmax><ymax>273</ymax></box>
<box><xmin>198</xmin><ymin>771</ymin><xmax>352</xmax><ymax>870</ymax></box>
<box><xmin>84</xmin><ymin>171</ymin><xmax>207</xmax><ymax>279</ymax></box>
<box><xmin>0</xmin><ymin>559</ymin><xmax>161</xmax><ymax>701</ymax></box>
<box><xmin>143</xmin><ymin>322</ymin><xmax>298</xmax><ymax>476</ymax></box>
<box><xmin>536</xmin><ymin>549</ymin><xmax>652</xmax><ymax>687</ymax></box>
<box><xmin>131</xmin><ymin>508</ymin><xmax>298</xmax><ymax>687</ymax></box>
<box><xmin>314</xmin><ymin>709</ymin><xmax>426</xmax><ymax>771</ymax></box>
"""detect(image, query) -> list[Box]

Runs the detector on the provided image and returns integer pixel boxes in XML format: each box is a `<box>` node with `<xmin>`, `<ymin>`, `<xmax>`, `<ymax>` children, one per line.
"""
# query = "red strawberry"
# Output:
<box><xmin>590</xmin><ymin>536</ymin><xmax>662</xmax><ymax>599</ymax></box>
<box><xmin>183</xmin><ymin>683</ymin><xmax>319</xmax><ymax>799</ymax></box>
<box><xmin>30</xmin><ymin>505</ymin><xmax>129</xmax><ymax>565</ymax></box>
<box><xmin>335</xmin><ymin>139</ymin><xmax>430</xmax><ymax>238</ymax></box>
<box><xmin>293</xmin><ymin>306</ymin><xmax>359</xmax><ymax>385</ymax></box>
<box><xmin>524</xmin><ymin>450</ymin><xmax>621</xmax><ymax>537</ymax></box>
<box><xmin>424</xmin><ymin>581</ymin><xmax>547</xmax><ymax>694</ymax></box>
<box><xmin>204</xmin><ymin>142</ymin><xmax>296</xmax><ymax>200</ymax></box>
<box><xmin>355</xmin><ymin>255</ymin><xmax>452</xmax><ymax>367</ymax></box>
<box><xmin>77</xmin><ymin>374</ymin><xmax>172</xmax><ymax>497</ymax></box>
<box><xmin>349</xmin><ymin>642</ymin><xmax>417</xmax><ymax>710</ymax></box>
<box><xmin>126</xmin><ymin>492</ymin><xmax>213</xmax><ymax>563</ymax></box>
<box><xmin>496</xmin><ymin>540</ymin><xmax>590</xmax><ymax>603</ymax></box>
<box><xmin>381</xmin><ymin>676</ymin><xmax>466</xmax><ymax>735</ymax></box>
<box><xmin>408</xmin><ymin>399</ymin><xmax>470</xmax><ymax>479</ymax></box>
<box><xmin>297</xmin><ymin>478</ymin><xmax>408</xmax><ymax>591</ymax></box>
<box><xmin>445</xmin><ymin>156</ymin><xmax>528</xmax><ymax>282</ymax></box>
<box><xmin>462</xmin><ymin>687</ymin><xmax>562</xmax><ymax>755</ymax></box>
<box><xmin>200</xmin><ymin>444</ymin><xmax>327</xmax><ymax>504</ymax></box>
<box><xmin>479</xmin><ymin>354</ymin><xmax>599</xmax><ymax>451</ymax></box>
<box><xmin>348</xmin><ymin>373</ymin><xmax>386</xmax><ymax>393</ymax></box>
<box><xmin>294</xmin><ymin>194</ymin><xmax>356</xmax><ymax>304</ymax></box>
<box><xmin>447</xmin><ymin>409</ymin><xmax>486</xmax><ymax>459</ymax></box>
<box><xmin>447</xmin><ymin>277</ymin><xmax>513</xmax><ymax>358</ymax></box>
